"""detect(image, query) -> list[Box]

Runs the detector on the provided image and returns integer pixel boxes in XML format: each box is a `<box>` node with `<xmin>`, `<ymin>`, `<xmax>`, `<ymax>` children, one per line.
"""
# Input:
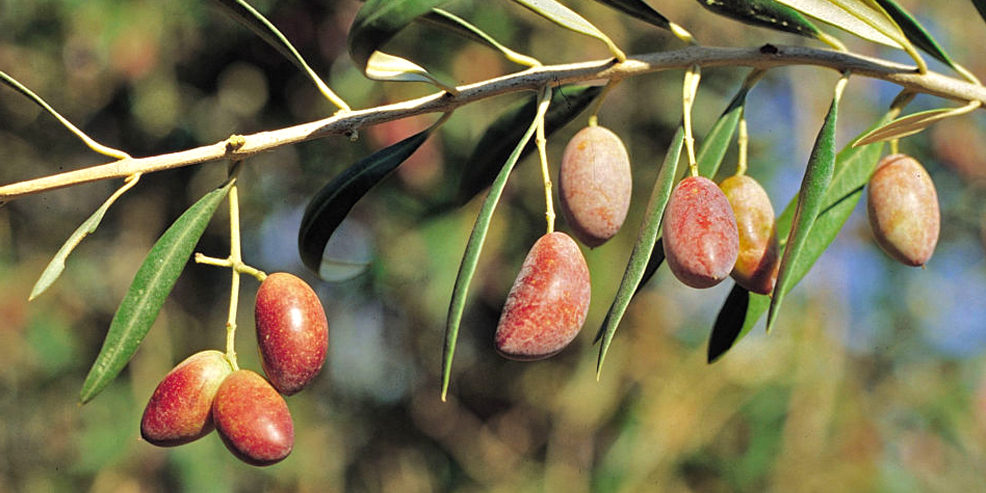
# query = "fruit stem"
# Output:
<box><xmin>587</xmin><ymin>78</ymin><xmax>622</xmax><ymax>127</ymax></box>
<box><xmin>535</xmin><ymin>86</ymin><xmax>555</xmax><ymax>234</ymax></box>
<box><xmin>224</xmin><ymin>161</ymin><xmax>246</xmax><ymax>370</ymax></box>
<box><xmin>682</xmin><ymin>65</ymin><xmax>702</xmax><ymax>177</ymax></box>
<box><xmin>736</xmin><ymin>111</ymin><xmax>749</xmax><ymax>176</ymax></box>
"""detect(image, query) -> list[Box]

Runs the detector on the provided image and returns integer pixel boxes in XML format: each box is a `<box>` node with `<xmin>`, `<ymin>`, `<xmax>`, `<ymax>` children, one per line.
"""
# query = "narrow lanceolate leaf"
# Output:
<box><xmin>633</xmin><ymin>78</ymin><xmax>754</xmax><ymax>296</ymax></box>
<box><xmin>592</xmin><ymin>0</ymin><xmax>672</xmax><ymax>31</ymax></box>
<box><xmin>419</xmin><ymin>9</ymin><xmax>541</xmax><ymax>67</ymax></box>
<box><xmin>80</xmin><ymin>182</ymin><xmax>233</xmax><ymax>403</ymax></box>
<box><xmin>596</xmin><ymin>127</ymin><xmax>684</xmax><ymax>376</ymax></box>
<box><xmin>511</xmin><ymin>0</ymin><xmax>626</xmax><ymax>60</ymax></box>
<box><xmin>30</xmin><ymin>175</ymin><xmax>141</xmax><ymax>301</ymax></box>
<box><xmin>442</xmin><ymin>88</ymin><xmax>553</xmax><ymax>401</ymax></box>
<box><xmin>765</xmin><ymin>77</ymin><xmax>847</xmax><ymax>333</ymax></box>
<box><xmin>299</xmin><ymin>122</ymin><xmax>440</xmax><ymax>273</ymax></box>
<box><xmin>774</xmin><ymin>0</ymin><xmax>904</xmax><ymax>47</ymax></box>
<box><xmin>457</xmin><ymin>85</ymin><xmax>602</xmax><ymax>206</ymax></box>
<box><xmin>854</xmin><ymin>103</ymin><xmax>979</xmax><ymax>146</ymax></box>
<box><xmin>873</xmin><ymin>0</ymin><xmax>955</xmax><ymax>68</ymax></box>
<box><xmin>0</xmin><ymin>71</ymin><xmax>130</xmax><ymax>160</ymax></box>
<box><xmin>708</xmin><ymin>108</ymin><xmax>895</xmax><ymax>362</ymax></box>
<box><xmin>210</xmin><ymin>0</ymin><xmax>349</xmax><ymax>111</ymax></box>
<box><xmin>694</xmin><ymin>0</ymin><xmax>823</xmax><ymax>38</ymax></box>
<box><xmin>348</xmin><ymin>0</ymin><xmax>454</xmax><ymax>89</ymax></box>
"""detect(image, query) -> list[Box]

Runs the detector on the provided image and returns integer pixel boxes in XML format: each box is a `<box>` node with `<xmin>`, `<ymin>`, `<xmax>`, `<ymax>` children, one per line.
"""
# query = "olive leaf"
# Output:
<box><xmin>595</xmin><ymin>126</ymin><xmax>684</xmax><ymax>376</ymax></box>
<box><xmin>348</xmin><ymin>0</ymin><xmax>456</xmax><ymax>90</ymax></box>
<box><xmin>511</xmin><ymin>0</ymin><xmax>626</xmax><ymax>60</ymax></box>
<box><xmin>210</xmin><ymin>0</ymin><xmax>349</xmax><ymax>110</ymax></box>
<box><xmin>80</xmin><ymin>181</ymin><xmax>233</xmax><ymax>403</ymax></box>
<box><xmin>765</xmin><ymin>76</ymin><xmax>848</xmax><ymax>333</ymax></box>
<box><xmin>854</xmin><ymin>104</ymin><xmax>979</xmax><ymax>146</ymax></box>
<box><xmin>873</xmin><ymin>0</ymin><xmax>956</xmax><ymax>69</ymax></box>
<box><xmin>591</xmin><ymin>0</ymin><xmax>671</xmax><ymax>31</ymax></box>
<box><xmin>694</xmin><ymin>0</ymin><xmax>823</xmax><ymax>39</ymax></box>
<box><xmin>442</xmin><ymin>88</ymin><xmax>553</xmax><ymax>401</ymax></box>
<box><xmin>773</xmin><ymin>0</ymin><xmax>905</xmax><ymax>48</ymax></box>
<box><xmin>418</xmin><ymin>9</ymin><xmax>541</xmax><ymax>67</ymax></box>
<box><xmin>0</xmin><ymin>71</ymin><xmax>130</xmax><ymax>160</ymax></box>
<box><xmin>298</xmin><ymin>120</ymin><xmax>443</xmax><ymax>274</ymax></box>
<box><xmin>974</xmin><ymin>0</ymin><xmax>986</xmax><ymax>26</ymax></box>
<box><xmin>456</xmin><ymin>85</ymin><xmax>603</xmax><ymax>206</ymax></box>
<box><xmin>29</xmin><ymin>175</ymin><xmax>141</xmax><ymax>301</ymax></box>
<box><xmin>708</xmin><ymin>104</ymin><xmax>895</xmax><ymax>362</ymax></box>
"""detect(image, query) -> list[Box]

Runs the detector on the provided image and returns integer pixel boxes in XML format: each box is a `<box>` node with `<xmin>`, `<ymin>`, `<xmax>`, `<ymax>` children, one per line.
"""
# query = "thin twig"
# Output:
<box><xmin>2</xmin><ymin>44</ymin><xmax>984</xmax><ymax>202</ymax></box>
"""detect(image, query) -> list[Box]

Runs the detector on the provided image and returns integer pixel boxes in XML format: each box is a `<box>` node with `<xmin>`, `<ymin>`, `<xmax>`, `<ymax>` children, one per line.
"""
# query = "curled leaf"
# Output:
<box><xmin>80</xmin><ymin>182</ymin><xmax>233</xmax><ymax>403</ymax></box>
<box><xmin>854</xmin><ymin>102</ymin><xmax>981</xmax><ymax>146</ymax></box>
<box><xmin>511</xmin><ymin>0</ymin><xmax>626</xmax><ymax>61</ymax></box>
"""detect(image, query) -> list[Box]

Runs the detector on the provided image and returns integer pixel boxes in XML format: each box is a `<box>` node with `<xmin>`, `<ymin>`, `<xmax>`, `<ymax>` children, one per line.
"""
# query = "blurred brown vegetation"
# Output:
<box><xmin>2</xmin><ymin>1</ymin><xmax>986</xmax><ymax>491</ymax></box>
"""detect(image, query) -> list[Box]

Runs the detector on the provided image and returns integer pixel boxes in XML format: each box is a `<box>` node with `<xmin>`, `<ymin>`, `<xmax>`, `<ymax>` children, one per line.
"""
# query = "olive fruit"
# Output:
<box><xmin>558</xmin><ymin>125</ymin><xmax>632</xmax><ymax>247</ymax></box>
<box><xmin>719</xmin><ymin>174</ymin><xmax>779</xmax><ymax>294</ymax></box>
<box><xmin>494</xmin><ymin>232</ymin><xmax>591</xmax><ymax>360</ymax></box>
<box><xmin>140</xmin><ymin>350</ymin><xmax>233</xmax><ymax>447</ymax></box>
<box><xmin>255</xmin><ymin>272</ymin><xmax>329</xmax><ymax>395</ymax></box>
<box><xmin>212</xmin><ymin>369</ymin><xmax>294</xmax><ymax>466</ymax></box>
<box><xmin>662</xmin><ymin>176</ymin><xmax>740</xmax><ymax>288</ymax></box>
<box><xmin>867</xmin><ymin>154</ymin><xmax>940</xmax><ymax>267</ymax></box>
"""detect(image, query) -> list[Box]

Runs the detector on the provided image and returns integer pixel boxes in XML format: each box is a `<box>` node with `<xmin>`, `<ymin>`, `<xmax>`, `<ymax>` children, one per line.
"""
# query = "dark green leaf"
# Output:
<box><xmin>298</xmin><ymin>125</ymin><xmax>437</xmax><ymax>273</ymax></box>
<box><xmin>591</xmin><ymin>0</ymin><xmax>672</xmax><ymax>31</ymax></box>
<box><xmin>873</xmin><ymin>0</ymin><xmax>956</xmax><ymax>68</ymax></box>
<box><xmin>695</xmin><ymin>0</ymin><xmax>822</xmax><ymax>38</ymax></box>
<box><xmin>348</xmin><ymin>0</ymin><xmax>452</xmax><ymax>86</ymax></box>
<box><xmin>80</xmin><ymin>182</ymin><xmax>233</xmax><ymax>403</ymax></box>
<box><xmin>974</xmin><ymin>0</ymin><xmax>986</xmax><ymax>26</ymax></box>
<box><xmin>765</xmin><ymin>79</ymin><xmax>844</xmax><ymax>333</ymax></box>
<box><xmin>442</xmin><ymin>89</ymin><xmax>553</xmax><ymax>400</ymax></box>
<box><xmin>596</xmin><ymin>127</ymin><xmax>684</xmax><ymax>376</ymax></box>
<box><xmin>708</xmin><ymin>112</ymin><xmax>894</xmax><ymax>362</ymax></box>
<box><xmin>457</xmin><ymin>85</ymin><xmax>602</xmax><ymax>206</ymax></box>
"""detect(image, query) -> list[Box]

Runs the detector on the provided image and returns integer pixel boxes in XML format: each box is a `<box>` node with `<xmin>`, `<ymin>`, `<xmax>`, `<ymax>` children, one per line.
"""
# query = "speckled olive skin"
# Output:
<box><xmin>720</xmin><ymin>175</ymin><xmax>779</xmax><ymax>294</ymax></box>
<box><xmin>494</xmin><ymin>232</ymin><xmax>591</xmax><ymax>361</ymax></box>
<box><xmin>140</xmin><ymin>350</ymin><xmax>233</xmax><ymax>447</ymax></box>
<box><xmin>212</xmin><ymin>370</ymin><xmax>294</xmax><ymax>466</ymax></box>
<box><xmin>662</xmin><ymin>176</ymin><xmax>739</xmax><ymax>289</ymax></box>
<box><xmin>255</xmin><ymin>273</ymin><xmax>328</xmax><ymax>395</ymax></box>
<box><xmin>558</xmin><ymin>125</ymin><xmax>633</xmax><ymax>248</ymax></box>
<box><xmin>867</xmin><ymin>154</ymin><xmax>940</xmax><ymax>267</ymax></box>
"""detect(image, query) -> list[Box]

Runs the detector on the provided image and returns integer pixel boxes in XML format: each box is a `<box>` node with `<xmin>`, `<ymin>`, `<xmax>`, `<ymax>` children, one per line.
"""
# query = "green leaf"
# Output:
<box><xmin>457</xmin><ymin>85</ymin><xmax>603</xmax><ymax>206</ymax></box>
<box><xmin>511</xmin><ymin>0</ymin><xmax>626</xmax><ymax>60</ymax></box>
<box><xmin>442</xmin><ymin>88</ymin><xmax>553</xmax><ymax>401</ymax></box>
<box><xmin>80</xmin><ymin>182</ymin><xmax>233</xmax><ymax>403</ymax></box>
<box><xmin>694</xmin><ymin>0</ymin><xmax>822</xmax><ymax>38</ymax></box>
<box><xmin>298</xmin><ymin>123</ymin><xmax>439</xmax><ymax>274</ymax></box>
<box><xmin>210</xmin><ymin>0</ymin><xmax>349</xmax><ymax>110</ymax></box>
<box><xmin>974</xmin><ymin>0</ymin><xmax>986</xmax><ymax>26</ymax></box>
<box><xmin>774</xmin><ymin>0</ymin><xmax>905</xmax><ymax>47</ymax></box>
<box><xmin>765</xmin><ymin>77</ymin><xmax>846</xmax><ymax>333</ymax></box>
<box><xmin>418</xmin><ymin>9</ymin><xmax>541</xmax><ymax>67</ymax></box>
<box><xmin>347</xmin><ymin>0</ymin><xmax>455</xmax><ymax>89</ymax></box>
<box><xmin>591</xmin><ymin>0</ymin><xmax>672</xmax><ymax>31</ymax></box>
<box><xmin>708</xmin><ymin>111</ymin><xmax>894</xmax><ymax>362</ymax></box>
<box><xmin>30</xmin><ymin>176</ymin><xmax>141</xmax><ymax>301</ymax></box>
<box><xmin>873</xmin><ymin>0</ymin><xmax>956</xmax><ymax>68</ymax></box>
<box><xmin>595</xmin><ymin>127</ymin><xmax>685</xmax><ymax>376</ymax></box>
<box><xmin>854</xmin><ymin>105</ymin><xmax>974</xmax><ymax>146</ymax></box>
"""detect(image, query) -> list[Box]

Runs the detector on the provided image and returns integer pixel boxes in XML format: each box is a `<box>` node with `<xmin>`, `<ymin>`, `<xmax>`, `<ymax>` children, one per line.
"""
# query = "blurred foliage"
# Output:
<box><xmin>1</xmin><ymin>0</ymin><xmax>986</xmax><ymax>491</ymax></box>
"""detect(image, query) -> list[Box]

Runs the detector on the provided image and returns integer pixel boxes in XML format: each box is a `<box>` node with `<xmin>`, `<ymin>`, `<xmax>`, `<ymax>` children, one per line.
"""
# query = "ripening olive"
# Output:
<box><xmin>212</xmin><ymin>370</ymin><xmax>294</xmax><ymax>466</ymax></box>
<box><xmin>720</xmin><ymin>174</ymin><xmax>779</xmax><ymax>294</ymax></box>
<box><xmin>662</xmin><ymin>176</ymin><xmax>740</xmax><ymax>288</ymax></box>
<box><xmin>867</xmin><ymin>154</ymin><xmax>940</xmax><ymax>267</ymax></box>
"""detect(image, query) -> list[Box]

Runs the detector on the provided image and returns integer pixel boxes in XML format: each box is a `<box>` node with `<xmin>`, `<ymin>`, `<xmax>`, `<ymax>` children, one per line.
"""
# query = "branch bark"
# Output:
<box><xmin>2</xmin><ymin>44</ymin><xmax>983</xmax><ymax>202</ymax></box>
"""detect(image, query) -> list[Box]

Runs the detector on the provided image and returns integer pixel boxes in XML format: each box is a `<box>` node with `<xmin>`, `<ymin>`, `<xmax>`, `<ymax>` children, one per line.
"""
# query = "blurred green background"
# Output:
<box><xmin>2</xmin><ymin>1</ymin><xmax>986</xmax><ymax>491</ymax></box>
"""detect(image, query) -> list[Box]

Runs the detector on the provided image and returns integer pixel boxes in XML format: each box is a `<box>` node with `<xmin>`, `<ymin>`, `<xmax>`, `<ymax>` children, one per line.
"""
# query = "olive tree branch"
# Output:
<box><xmin>2</xmin><ymin>44</ymin><xmax>984</xmax><ymax>202</ymax></box>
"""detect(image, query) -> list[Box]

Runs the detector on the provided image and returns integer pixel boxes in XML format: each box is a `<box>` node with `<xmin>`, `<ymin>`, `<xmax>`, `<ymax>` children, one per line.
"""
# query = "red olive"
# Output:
<box><xmin>662</xmin><ymin>176</ymin><xmax>739</xmax><ymax>288</ymax></box>
<box><xmin>255</xmin><ymin>273</ymin><xmax>329</xmax><ymax>395</ymax></box>
<box><xmin>558</xmin><ymin>125</ymin><xmax>633</xmax><ymax>247</ymax></box>
<box><xmin>212</xmin><ymin>369</ymin><xmax>294</xmax><ymax>466</ymax></box>
<box><xmin>720</xmin><ymin>174</ymin><xmax>779</xmax><ymax>294</ymax></box>
<box><xmin>140</xmin><ymin>350</ymin><xmax>233</xmax><ymax>447</ymax></box>
<box><xmin>494</xmin><ymin>232</ymin><xmax>591</xmax><ymax>360</ymax></box>
<box><xmin>867</xmin><ymin>154</ymin><xmax>940</xmax><ymax>267</ymax></box>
